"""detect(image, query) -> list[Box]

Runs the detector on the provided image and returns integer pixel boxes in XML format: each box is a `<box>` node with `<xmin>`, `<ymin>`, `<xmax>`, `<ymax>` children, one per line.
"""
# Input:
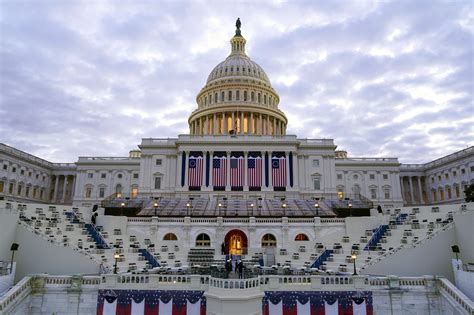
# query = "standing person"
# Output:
<box><xmin>232</xmin><ymin>257</ymin><xmax>237</xmax><ymax>274</ymax></box>
<box><xmin>238</xmin><ymin>260</ymin><xmax>243</xmax><ymax>279</ymax></box>
<box><xmin>221</xmin><ymin>242</ymin><xmax>225</xmax><ymax>255</ymax></box>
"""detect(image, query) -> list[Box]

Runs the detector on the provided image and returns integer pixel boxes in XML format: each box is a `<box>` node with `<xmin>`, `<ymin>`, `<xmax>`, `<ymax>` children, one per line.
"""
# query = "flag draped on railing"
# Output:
<box><xmin>188</xmin><ymin>155</ymin><xmax>203</xmax><ymax>188</ymax></box>
<box><xmin>97</xmin><ymin>289</ymin><xmax>206</xmax><ymax>315</ymax></box>
<box><xmin>262</xmin><ymin>291</ymin><xmax>373</xmax><ymax>315</ymax></box>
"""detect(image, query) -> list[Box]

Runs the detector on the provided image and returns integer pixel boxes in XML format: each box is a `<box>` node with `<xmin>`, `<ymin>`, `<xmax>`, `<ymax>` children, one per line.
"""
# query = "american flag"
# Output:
<box><xmin>272</xmin><ymin>156</ymin><xmax>287</xmax><ymax>188</ymax></box>
<box><xmin>248</xmin><ymin>156</ymin><xmax>262</xmax><ymax>187</ymax></box>
<box><xmin>213</xmin><ymin>156</ymin><xmax>227</xmax><ymax>187</ymax></box>
<box><xmin>188</xmin><ymin>156</ymin><xmax>203</xmax><ymax>187</ymax></box>
<box><xmin>230</xmin><ymin>156</ymin><xmax>244</xmax><ymax>187</ymax></box>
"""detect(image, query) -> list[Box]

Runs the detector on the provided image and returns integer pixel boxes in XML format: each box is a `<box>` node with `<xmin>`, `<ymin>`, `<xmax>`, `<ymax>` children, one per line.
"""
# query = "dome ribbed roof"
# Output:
<box><xmin>206</xmin><ymin>55</ymin><xmax>271</xmax><ymax>85</ymax></box>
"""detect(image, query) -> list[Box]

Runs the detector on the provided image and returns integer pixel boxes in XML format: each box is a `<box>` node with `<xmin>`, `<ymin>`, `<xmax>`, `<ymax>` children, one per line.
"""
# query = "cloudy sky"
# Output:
<box><xmin>1</xmin><ymin>0</ymin><xmax>472</xmax><ymax>164</ymax></box>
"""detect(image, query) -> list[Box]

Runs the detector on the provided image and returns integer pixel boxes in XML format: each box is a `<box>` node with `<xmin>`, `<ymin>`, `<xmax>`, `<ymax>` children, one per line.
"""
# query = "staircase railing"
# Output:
<box><xmin>364</xmin><ymin>225</ymin><xmax>388</xmax><ymax>251</ymax></box>
<box><xmin>311</xmin><ymin>249</ymin><xmax>333</xmax><ymax>269</ymax></box>
<box><xmin>138</xmin><ymin>249</ymin><xmax>160</xmax><ymax>268</ymax></box>
<box><xmin>84</xmin><ymin>223</ymin><xmax>110</xmax><ymax>249</ymax></box>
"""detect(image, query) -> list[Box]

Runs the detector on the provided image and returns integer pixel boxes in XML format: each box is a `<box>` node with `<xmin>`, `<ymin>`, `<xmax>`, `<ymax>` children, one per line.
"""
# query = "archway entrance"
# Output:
<box><xmin>224</xmin><ymin>229</ymin><xmax>248</xmax><ymax>255</ymax></box>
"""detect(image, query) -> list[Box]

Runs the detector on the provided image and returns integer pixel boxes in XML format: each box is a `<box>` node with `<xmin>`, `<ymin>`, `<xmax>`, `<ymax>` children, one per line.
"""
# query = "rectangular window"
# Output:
<box><xmin>17</xmin><ymin>185</ymin><xmax>22</xmax><ymax>195</ymax></box>
<box><xmin>312</xmin><ymin>159</ymin><xmax>320</xmax><ymax>167</ymax></box>
<box><xmin>383</xmin><ymin>174</ymin><xmax>388</xmax><ymax>180</ymax></box>
<box><xmin>438</xmin><ymin>175</ymin><xmax>441</xmax><ymax>181</ymax></box>
<box><xmin>85</xmin><ymin>188</ymin><xmax>92</xmax><ymax>198</ymax></box>
<box><xmin>88</xmin><ymin>173</ymin><xmax>93</xmax><ymax>179</ymax></box>
<box><xmin>2</xmin><ymin>164</ymin><xmax>7</xmax><ymax>170</ymax></box>
<box><xmin>28</xmin><ymin>172</ymin><xmax>32</xmax><ymax>177</ymax></box>
<box><xmin>369</xmin><ymin>174</ymin><xmax>375</xmax><ymax>180</ymax></box>
<box><xmin>447</xmin><ymin>188</ymin><xmax>452</xmax><ymax>199</ymax></box>
<box><xmin>470</xmin><ymin>166</ymin><xmax>474</xmax><ymax>172</ymax></box>
<box><xmin>25</xmin><ymin>186</ymin><xmax>30</xmax><ymax>197</ymax></box>
<box><xmin>337</xmin><ymin>174</ymin><xmax>343</xmax><ymax>180</ymax></box>
<box><xmin>461</xmin><ymin>169</ymin><xmax>466</xmax><ymax>174</ymax></box>
<box><xmin>36</xmin><ymin>174</ymin><xmax>39</xmax><ymax>179</ymax></box>
<box><xmin>0</xmin><ymin>181</ymin><xmax>3</xmax><ymax>192</ymax></box>
<box><xmin>42</xmin><ymin>176</ymin><xmax>45</xmax><ymax>181</ymax></box>
<box><xmin>445</xmin><ymin>173</ymin><xmax>449</xmax><ymax>179</ymax></box>
<box><xmin>133</xmin><ymin>173</ymin><xmax>139</xmax><ymax>179</ymax></box>
<box><xmin>431</xmin><ymin>177</ymin><xmax>434</xmax><ymax>183</ymax></box>
<box><xmin>370</xmin><ymin>188</ymin><xmax>377</xmax><ymax>199</ymax></box>
<box><xmin>33</xmin><ymin>188</ymin><xmax>37</xmax><ymax>198</ymax></box>
<box><xmin>155</xmin><ymin>159</ymin><xmax>162</xmax><ymax>166</ymax></box>
<box><xmin>384</xmin><ymin>189</ymin><xmax>390</xmax><ymax>199</ymax></box>
<box><xmin>20</xmin><ymin>170</ymin><xmax>25</xmax><ymax>175</ymax></box>
<box><xmin>440</xmin><ymin>190</ymin><xmax>444</xmax><ymax>201</ymax></box>
<box><xmin>99</xmin><ymin>187</ymin><xmax>105</xmax><ymax>198</ymax></box>
<box><xmin>12</xmin><ymin>167</ymin><xmax>16</xmax><ymax>173</ymax></box>
<box><xmin>154</xmin><ymin>177</ymin><xmax>161</xmax><ymax>189</ymax></box>
<box><xmin>455</xmin><ymin>186</ymin><xmax>460</xmax><ymax>198</ymax></box>
<box><xmin>453</xmin><ymin>171</ymin><xmax>457</xmax><ymax>177</ymax></box>
<box><xmin>432</xmin><ymin>191</ymin><xmax>437</xmax><ymax>202</ymax></box>
<box><xmin>101</xmin><ymin>173</ymin><xmax>106</xmax><ymax>179</ymax></box>
<box><xmin>9</xmin><ymin>183</ymin><xmax>14</xmax><ymax>194</ymax></box>
<box><xmin>131</xmin><ymin>187</ymin><xmax>138</xmax><ymax>198</ymax></box>
<box><xmin>313</xmin><ymin>178</ymin><xmax>321</xmax><ymax>190</ymax></box>
<box><xmin>40</xmin><ymin>189</ymin><xmax>43</xmax><ymax>199</ymax></box>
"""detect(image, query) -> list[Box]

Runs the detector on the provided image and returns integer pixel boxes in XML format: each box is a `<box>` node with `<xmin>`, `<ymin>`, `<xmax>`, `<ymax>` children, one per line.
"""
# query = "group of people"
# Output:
<box><xmin>225</xmin><ymin>255</ymin><xmax>244</xmax><ymax>279</ymax></box>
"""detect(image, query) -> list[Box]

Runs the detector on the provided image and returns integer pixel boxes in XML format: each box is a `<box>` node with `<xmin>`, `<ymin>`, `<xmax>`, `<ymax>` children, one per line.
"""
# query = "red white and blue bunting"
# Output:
<box><xmin>263</xmin><ymin>291</ymin><xmax>373</xmax><ymax>315</ymax></box>
<box><xmin>97</xmin><ymin>290</ymin><xmax>205</xmax><ymax>315</ymax></box>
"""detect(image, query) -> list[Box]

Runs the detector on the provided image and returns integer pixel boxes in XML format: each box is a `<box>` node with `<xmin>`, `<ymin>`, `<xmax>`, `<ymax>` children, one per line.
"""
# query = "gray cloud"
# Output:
<box><xmin>0</xmin><ymin>0</ymin><xmax>472</xmax><ymax>164</ymax></box>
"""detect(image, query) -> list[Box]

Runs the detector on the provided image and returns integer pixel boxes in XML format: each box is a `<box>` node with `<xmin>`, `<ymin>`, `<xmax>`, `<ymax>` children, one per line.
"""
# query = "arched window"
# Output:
<box><xmin>295</xmin><ymin>234</ymin><xmax>309</xmax><ymax>241</ymax></box>
<box><xmin>214</xmin><ymin>93</ymin><xmax>218</xmax><ymax>103</ymax></box>
<box><xmin>244</xmin><ymin>91</ymin><xmax>247</xmax><ymax>101</ymax></box>
<box><xmin>115</xmin><ymin>184</ymin><xmax>122</xmax><ymax>198</ymax></box>
<box><xmin>195</xmin><ymin>233</ymin><xmax>211</xmax><ymax>247</ymax></box>
<box><xmin>352</xmin><ymin>184</ymin><xmax>361</xmax><ymax>196</ymax></box>
<box><xmin>251</xmin><ymin>92</ymin><xmax>255</xmax><ymax>102</ymax></box>
<box><xmin>221</xmin><ymin>91</ymin><xmax>225</xmax><ymax>102</ymax></box>
<box><xmin>228</xmin><ymin>91</ymin><xmax>232</xmax><ymax>101</ymax></box>
<box><xmin>261</xmin><ymin>234</ymin><xmax>277</xmax><ymax>247</ymax></box>
<box><xmin>163</xmin><ymin>233</ymin><xmax>178</xmax><ymax>241</ymax></box>
<box><xmin>258</xmin><ymin>93</ymin><xmax>261</xmax><ymax>103</ymax></box>
<box><xmin>236</xmin><ymin>90</ymin><xmax>240</xmax><ymax>101</ymax></box>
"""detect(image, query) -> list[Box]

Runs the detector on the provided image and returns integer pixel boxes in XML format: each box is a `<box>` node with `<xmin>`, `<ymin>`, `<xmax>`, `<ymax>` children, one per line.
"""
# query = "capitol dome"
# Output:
<box><xmin>189</xmin><ymin>19</ymin><xmax>287</xmax><ymax>136</ymax></box>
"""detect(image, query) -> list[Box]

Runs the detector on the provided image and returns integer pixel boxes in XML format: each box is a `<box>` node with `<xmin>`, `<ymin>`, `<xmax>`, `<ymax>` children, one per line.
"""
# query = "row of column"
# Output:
<box><xmin>400</xmin><ymin>176</ymin><xmax>425</xmax><ymax>205</ymax></box>
<box><xmin>51</xmin><ymin>174</ymin><xmax>76</xmax><ymax>204</ymax></box>
<box><xmin>179</xmin><ymin>151</ymin><xmax>293</xmax><ymax>190</ymax></box>
<box><xmin>190</xmin><ymin>111</ymin><xmax>286</xmax><ymax>136</ymax></box>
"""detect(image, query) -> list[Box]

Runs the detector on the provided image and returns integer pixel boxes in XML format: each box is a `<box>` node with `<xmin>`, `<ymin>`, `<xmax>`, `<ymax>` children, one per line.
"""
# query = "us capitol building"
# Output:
<box><xmin>1</xmin><ymin>22</ymin><xmax>472</xmax><ymax>210</ymax></box>
<box><xmin>0</xmin><ymin>19</ymin><xmax>473</xmax><ymax>315</ymax></box>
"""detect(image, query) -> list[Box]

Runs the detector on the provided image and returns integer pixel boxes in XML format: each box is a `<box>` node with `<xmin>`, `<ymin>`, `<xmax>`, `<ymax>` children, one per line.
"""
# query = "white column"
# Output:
<box><xmin>400</xmin><ymin>176</ymin><xmax>405</xmax><ymax>204</ymax></box>
<box><xmin>205</xmin><ymin>115</ymin><xmax>209</xmax><ymax>135</ymax></box>
<box><xmin>213</xmin><ymin>113</ymin><xmax>217</xmax><ymax>135</ymax></box>
<box><xmin>53</xmin><ymin>175</ymin><xmax>59</xmax><ymax>202</ymax></box>
<box><xmin>266</xmin><ymin>116</ymin><xmax>270</xmax><ymax>135</ymax></box>
<box><xmin>61</xmin><ymin>175</ymin><xmax>67</xmax><ymax>203</ymax></box>
<box><xmin>250</xmin><ymin>113</ymin><xmax>254</xmax><ymax>134</ymax></box>
<box><xmin>285</xmin><ymin>152</ymin><xmax>290</xmax><ymax>188</ymax></box>
<box><xmin>261</xmin><ymin>151</ymin><xmax>266</xmax><ymax>188</ymax></box>
<box><xmin>209</xmin><ymin>151</ymin><xmax>214</xmax><ymax>187</ymax></box>
<box><xmin>184</xmin><ymin>151</ymin><xmax>189</xmax><ymax>189</ymax></box>
<box><xmin>417</xmin><ymin>176</ymin><xmax>423</xmax><ymax>204</ymax></box>
<box><xmin>241</xmin><ymin>112</ymin><xmax>244</xmax><ymax>134</ymax></box>
<box><xmin>408</xmin><ymin>176</ymin><xmax>414</xmax><ymax>205</ymax></box>
<box><xmin>231</xmin><ymin>112</ymin><xmax>235</xmax><ymax>132</ymax></box>
<box><xmin>268</xmin><ymin>152</ymin><xmax>273</xmax><ymax>188</ymax></box>
<box><xmin>177</xmin><ymin>152</ymin><xmax>183</xmax><ymax>187</ymax></box>
<box><xmin>70</xmin><ymin>176</ymin><xmax>76</xmax><ymax>203</ymax></box>
<box><xmin>223</xmin><ymin>112</ymin><xmax>227</xmax><ymax>134</ymax></box>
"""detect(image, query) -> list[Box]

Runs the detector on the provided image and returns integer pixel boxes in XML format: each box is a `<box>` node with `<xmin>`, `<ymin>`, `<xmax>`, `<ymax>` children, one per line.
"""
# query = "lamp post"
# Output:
<box><xmin>186</xmin><ymin>202</ymin><xmax>191</xmax><ymax>216</ymax></box>
<box><xmin>351</xmin><ymin>253</ymin><xmax>357</xmax><ymax>275</ymax></box>
<box><xmin>250</xmin><ymin>203</ymin><xmax>254</xmax><ymax>216</ymax></box>
<box><xmin>153</xmin><ymin>202</ymin><xmax>158</xmax><ymax>217</ymax></box>
<box><xmin>114</xmin><ymin>252</ymin><xmax>120</xmax><ymax>274</ymax></box>
<box><xmin>282</xmin><ymin>203</ymin><xmax>287</xmax><ymax>216</ymax></box>
<box><xmin>120</xmin><ymin>202</ymin><xmax>125</xmax><ymax>216</ymax></box>
<box><xmin>348</xmin><ymin>202</ymin><xmax>353</xmax><ymax>217</ymax></box>
<box><xmin>10</xmin><ymin>243</ymin><xmax>19</xmax><ymax>274</ymax></box>
<box><xmin>218</xmin><ymin>203</ymin><xmax>222</xmax><ymax>216</ymax></box>
<box><xmin>314</xmin><ymin>203</ymin><xmax>319</xmax><ymax>217</ymax></box>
